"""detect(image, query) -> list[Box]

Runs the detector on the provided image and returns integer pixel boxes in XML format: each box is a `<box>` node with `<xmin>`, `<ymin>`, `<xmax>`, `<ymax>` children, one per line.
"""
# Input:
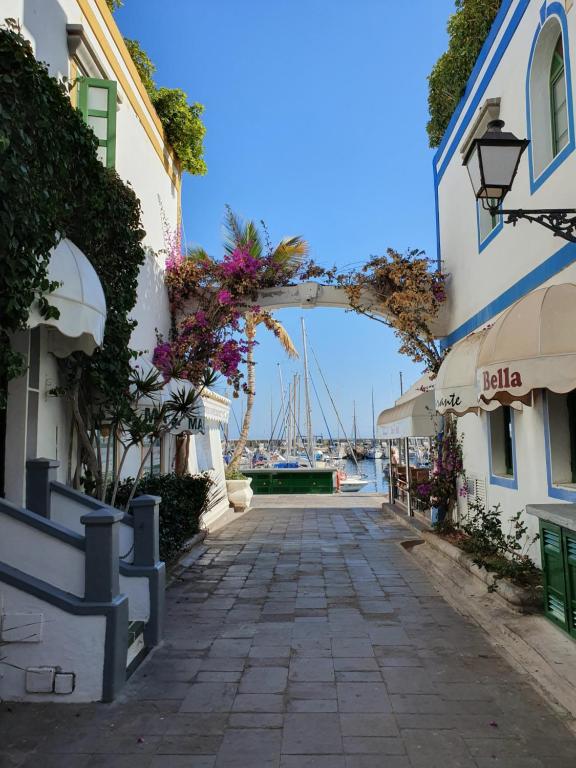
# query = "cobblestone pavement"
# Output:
<box><xmin>3</xmin><ymin>498</ymin><xmax>576</xmax><ymax>767</ymax></box>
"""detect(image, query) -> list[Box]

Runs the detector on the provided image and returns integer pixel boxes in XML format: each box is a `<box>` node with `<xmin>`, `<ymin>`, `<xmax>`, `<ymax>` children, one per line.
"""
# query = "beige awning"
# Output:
<box><xmin>477</xmin><ymin>283</ymin><xmax>576</xmax><ymax>405</ymax></box>
<box><xmin>377</xmin><ymin>374</ymin><xmax>436</xmax><ymax>438</ymax></box>
<box><xmin>435</xmin><ymin>329</ymin><xmax>503</xmax><ymax>415</ymax></box>
<box><xmin>28</xmin><ymin>238</ymin><xmax>106</xmax><ymax>357</ymax></box>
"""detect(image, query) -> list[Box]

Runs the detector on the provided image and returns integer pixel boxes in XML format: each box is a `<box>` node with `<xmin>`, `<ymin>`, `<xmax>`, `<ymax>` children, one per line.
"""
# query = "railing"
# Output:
<box><xmin>0</xmin><ymin>495</ymin><xmax>129</xmax><ymax>701</ymax></box>
<box><xmin>25</xmin><ymin>459</ymin><xmax>165</xmax><ymax>646</ymax></box>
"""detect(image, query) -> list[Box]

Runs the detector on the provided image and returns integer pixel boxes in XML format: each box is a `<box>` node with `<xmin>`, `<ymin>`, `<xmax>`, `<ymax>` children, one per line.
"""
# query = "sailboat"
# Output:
<box><xmin>366</xmin><ymin>388</ymin><xmax>383</xmax><ymax>460</ymax></box>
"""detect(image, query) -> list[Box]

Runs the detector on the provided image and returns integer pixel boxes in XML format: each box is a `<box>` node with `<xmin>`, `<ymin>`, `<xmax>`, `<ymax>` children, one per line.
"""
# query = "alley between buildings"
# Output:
<box><xmin>2</xmin><ymin>497</ymin><xmax>576</xmax><ymax>768</ymax></box>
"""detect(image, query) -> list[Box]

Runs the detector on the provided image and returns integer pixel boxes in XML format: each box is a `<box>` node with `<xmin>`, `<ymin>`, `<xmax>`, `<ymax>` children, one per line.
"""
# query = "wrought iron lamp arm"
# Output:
<box><xmin>496</xmin><ymin>208</ymin><xmax>576</xmax><ymax>243</ymax></box>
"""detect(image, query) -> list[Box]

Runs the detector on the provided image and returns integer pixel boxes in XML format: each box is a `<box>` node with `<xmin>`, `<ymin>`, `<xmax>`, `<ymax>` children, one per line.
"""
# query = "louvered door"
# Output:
<box><xmin>540</xmin><ymin>521</ymin><xmax>569</xmax><ymax>630</ymax></box>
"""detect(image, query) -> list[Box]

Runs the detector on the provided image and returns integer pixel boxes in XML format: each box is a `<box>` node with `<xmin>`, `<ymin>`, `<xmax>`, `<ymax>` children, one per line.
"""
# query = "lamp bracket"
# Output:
<box><xmin>494</xmin><ymin>208</ymin><xmax>576</xmax><ymax>243</ymax></box>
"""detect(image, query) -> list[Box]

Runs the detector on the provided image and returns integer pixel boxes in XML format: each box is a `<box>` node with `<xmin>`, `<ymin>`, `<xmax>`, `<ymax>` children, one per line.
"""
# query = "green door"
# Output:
<box><xmin>540</xmin><ymin>521</ymin><xmax>569</xmax><ymax>630</ymax></box>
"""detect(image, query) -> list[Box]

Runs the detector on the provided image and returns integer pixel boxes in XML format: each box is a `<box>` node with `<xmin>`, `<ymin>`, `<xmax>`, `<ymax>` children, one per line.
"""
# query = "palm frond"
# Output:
<box><xmin>258</xmin><ymin>313</ymin><xmax>299</xmax><ymax>358</ymax></box>
<box><xmin>186</xmin><ymin>246</ymin><xmax>211</xmax><ymax>263</ymax></box>
<box><xmin>270</xmin><ymin>236</ymin><xmax>309</xmax><ymax>268</ymax></box>
<box><xmin>223</xmin><ymin>206</ymin><xmax>244</xmax><ymax>255</ymax></box>
<box><xmin>223</xmin><ymin>206</ymin><xmax>263</xmax><ymax>258</ymax></box>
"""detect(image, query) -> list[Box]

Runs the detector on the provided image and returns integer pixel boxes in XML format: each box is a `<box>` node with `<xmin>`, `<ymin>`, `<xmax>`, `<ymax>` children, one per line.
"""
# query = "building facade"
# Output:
<box><xmin>3</xmin><ymin>0</ymin><xmax>230</xmax><ymax>507</ymax></box>
<box><xmin>0</xmin><ymin>0</ymin><xmax>230</xmax><ymax>701</ymax></box>
<box><xmin>435</xmin><ymin>0</ymin><xmax>576</xmax><ymax>565</ymax></box>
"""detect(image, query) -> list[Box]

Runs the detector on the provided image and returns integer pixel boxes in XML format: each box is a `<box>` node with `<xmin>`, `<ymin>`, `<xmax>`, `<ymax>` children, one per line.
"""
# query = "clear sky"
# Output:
<box><xmin>115</xmin><ymin>0</ymin><xmax>455</xmax><ymax>439</ymax></box>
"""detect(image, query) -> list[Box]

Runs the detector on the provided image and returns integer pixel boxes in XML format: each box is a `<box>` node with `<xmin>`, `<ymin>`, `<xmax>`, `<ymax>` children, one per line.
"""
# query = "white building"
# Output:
<box><xmin>0</xmin><ymin>0</ymin><xmax>230</xmax><ymax>701</ymax></box>
<box><xmin>434</xmin><ymin>0</ymin><xmax>576</xmax><ymax>568</ymax></box>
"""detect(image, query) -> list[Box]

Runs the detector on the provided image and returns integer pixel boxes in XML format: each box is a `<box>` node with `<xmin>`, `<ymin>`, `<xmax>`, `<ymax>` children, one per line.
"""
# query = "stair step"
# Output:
<box><xmin>126</xmin><ymin>621</ymin><xmax>148</xmax><ymax>678</ymax></box>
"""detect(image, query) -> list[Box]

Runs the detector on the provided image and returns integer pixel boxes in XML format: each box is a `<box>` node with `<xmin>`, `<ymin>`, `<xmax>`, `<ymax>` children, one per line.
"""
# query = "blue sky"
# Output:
<box><xmin>116</xmin><ymin>0</ymin><xmax>455</xmax><ymax>439</ymax></box>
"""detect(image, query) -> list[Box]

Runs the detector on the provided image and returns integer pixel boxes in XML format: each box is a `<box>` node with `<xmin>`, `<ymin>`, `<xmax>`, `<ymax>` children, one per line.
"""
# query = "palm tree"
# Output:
<box><xmin>225</xmin><ymin>209</ymin><xmax>307</xmax><ymax>471</ymax></box>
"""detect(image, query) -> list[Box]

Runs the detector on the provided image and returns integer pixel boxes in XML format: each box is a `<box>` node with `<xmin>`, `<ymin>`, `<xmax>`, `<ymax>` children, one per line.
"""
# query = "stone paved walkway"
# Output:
<box><xmin>3</xmin><ymin>497</ymin><xmax>576</xmax><ymax>767</ymax></box>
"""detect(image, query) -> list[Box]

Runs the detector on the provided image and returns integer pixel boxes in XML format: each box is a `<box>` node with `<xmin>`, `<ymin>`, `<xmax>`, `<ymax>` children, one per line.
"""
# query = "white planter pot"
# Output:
<box><xmin>226</xmin><ymin>478</ymin><xmax>253</xmax><ymax>512</ymax></box>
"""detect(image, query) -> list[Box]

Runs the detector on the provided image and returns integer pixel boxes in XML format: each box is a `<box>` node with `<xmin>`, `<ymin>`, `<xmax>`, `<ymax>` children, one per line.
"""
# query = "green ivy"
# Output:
<box><xmin>427</xmin><ymin>0</ymin><xmax>502</xmax><ymax>148</ymax></box>
<box><xmin>0</xmin><ymin>24</ymin><xmax>98</xmax><ymax>402</ymax></box>
<box><xmin>151</xmin><ymin>88</ymin><xmax>207</xmax><ymax>176</ymax></box>
<box><xmin>124</xmin><ymin>37</ymin><xmax>156</xmax><ymax>94</ymax></box>
<box><xmin>0</xmin><ymin>25</ymin><xmax>145</xmax><ymax>428</ymax></box>
<box><xmin>122</xmin><ymin>36</ymin><xmax>206</xmax><ymax>175</ymax></box>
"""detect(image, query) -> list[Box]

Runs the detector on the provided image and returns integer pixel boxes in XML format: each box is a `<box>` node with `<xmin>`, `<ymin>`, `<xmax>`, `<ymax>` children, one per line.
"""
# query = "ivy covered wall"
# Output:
<box><xmin>0</xmin><ymin>24</ymin><xmax>145</xmax><ymax>442</ymax></box>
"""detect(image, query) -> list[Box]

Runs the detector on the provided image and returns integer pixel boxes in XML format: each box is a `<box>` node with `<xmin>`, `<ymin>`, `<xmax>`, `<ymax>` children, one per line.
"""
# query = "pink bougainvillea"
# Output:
<box><xmin>154</xmin><ymin>215</ymin><xmax>308</xmax><ymax>394</ymax></box>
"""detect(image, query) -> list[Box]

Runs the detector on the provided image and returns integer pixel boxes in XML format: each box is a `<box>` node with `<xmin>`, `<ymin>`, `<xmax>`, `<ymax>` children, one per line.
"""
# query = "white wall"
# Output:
<box><xmin>0</xmin><ymin>515</ymin><xmax>85</xmax><ymax>596</ymax></box>
<box><xmin>0</xmin><ymin>584</ymin><xmax>106</xmax><ymax>702</ymax></box>
<box><xmin>435</xmin><ymin>0</ymin><xmax>576</xmax><ymax>556</ymax></box>
<box><xmin>437</xmin><ymin>0</ymin><xmax>576</xmax><ymax>334</ymax></box>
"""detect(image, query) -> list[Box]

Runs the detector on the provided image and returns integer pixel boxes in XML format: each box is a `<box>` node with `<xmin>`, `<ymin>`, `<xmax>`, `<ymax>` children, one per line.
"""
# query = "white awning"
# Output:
<box><xmin>28</xmin><ymin>238</ymin><xmax>106</xmax><ymax>357</ymax></box>
<box><xmin>477</xmin><ymin>284</ymin><xmax>576</xmax><ymax>406</ymax></box>
<box><xmin>435</xmin><ymin>329</ymin><xmax>500</xmax><ymax>415</ymax></box>
<box><xmin>377</xmin><ymin>374</ymin><xmax>437</xmax><ymax>438</ymax></box>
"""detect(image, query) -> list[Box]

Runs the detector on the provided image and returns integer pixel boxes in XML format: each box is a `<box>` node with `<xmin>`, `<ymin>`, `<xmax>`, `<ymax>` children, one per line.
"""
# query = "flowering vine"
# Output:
<box><xmin>154</xmin><ymin>207</ymin><xmax>309</xmax><ymax>395</ymax></box>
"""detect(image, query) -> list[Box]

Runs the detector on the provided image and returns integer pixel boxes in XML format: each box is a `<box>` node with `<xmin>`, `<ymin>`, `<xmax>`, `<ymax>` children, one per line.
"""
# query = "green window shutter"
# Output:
<box><xmin>550</xmin><ymin>36</ymin><xmax>568</xmax><ymax>158</ymax></box>
<box><xmin>78</xmin><ymin>77</ymin><xmax>117</xmax><ymax>169</ymax></box>
<box><xmin>540</xmin><ymin>520</ymin><xmax>569</xmax><ymax>629</ymax></box>
<box><xmin>563</xmin><ymin>531</ymin><xmax>576</xmax><ymax>637</ymax></box>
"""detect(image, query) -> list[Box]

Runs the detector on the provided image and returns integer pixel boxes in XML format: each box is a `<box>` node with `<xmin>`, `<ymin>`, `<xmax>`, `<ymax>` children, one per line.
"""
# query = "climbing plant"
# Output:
<box><xmin>0</xmin><ymin>24</ymin><xmax>152</xmax><ymax>497</ymax></box>
<box><xmin>427</xmin><ymin>0</ymin><xmax>502</xmax><ymax>147</ymax></box>
<box><xmin>0</xmin><ymin>22</ymin><xmax>100</xmax><ymax>405</ymax></box>
<box><xmin>110</xmin><ymin>7</ymin><xmax>207</xmax><ymax>174</ymax></box>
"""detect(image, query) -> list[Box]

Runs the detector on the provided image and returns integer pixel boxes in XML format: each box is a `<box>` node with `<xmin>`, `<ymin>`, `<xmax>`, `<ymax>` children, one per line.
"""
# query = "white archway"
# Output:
<box><xmin>178</xmin><ymin>280</ymin><xmax>447</xmax><ymax>335</ymax></box>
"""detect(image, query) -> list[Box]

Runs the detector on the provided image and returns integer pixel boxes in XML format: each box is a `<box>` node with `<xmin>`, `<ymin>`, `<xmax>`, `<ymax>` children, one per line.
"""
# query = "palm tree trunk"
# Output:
<box><xmin>228</xmin><ymin>316</ymin><xmax>256</xmax><ymax>472</ymax></box>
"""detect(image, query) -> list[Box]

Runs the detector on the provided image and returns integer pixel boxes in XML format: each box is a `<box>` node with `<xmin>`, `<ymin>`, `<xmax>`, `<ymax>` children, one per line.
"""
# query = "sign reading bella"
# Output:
<box><xmin>479</xmin><ymin>366</ymin><xmax>523</xmax><ymax>401</ymax></box>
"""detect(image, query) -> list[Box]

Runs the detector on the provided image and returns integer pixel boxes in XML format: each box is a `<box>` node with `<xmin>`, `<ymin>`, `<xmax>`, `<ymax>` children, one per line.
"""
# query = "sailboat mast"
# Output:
<box><xmin>371</xmin><ymin>388</ymin><xmax>376</xmax><ymax>445</ymax></box>
<box><xmin>292</xmin><ymin>374</ymin><xmax>298</xmax><ymax>454</ymax></box>
<box><xmin>286</xmin><ymin>380</ymin><xmax>292</xmax><ymax>456</ymax></box>
<box><xmin>353</xmin><ymin>400</ymin><xmax>357</xmax><ymax>447</ymax></box>
<box><xmin>301</xmin><ymin>317</ymin><xmax>314</xmax><ymax>467</ymax></box>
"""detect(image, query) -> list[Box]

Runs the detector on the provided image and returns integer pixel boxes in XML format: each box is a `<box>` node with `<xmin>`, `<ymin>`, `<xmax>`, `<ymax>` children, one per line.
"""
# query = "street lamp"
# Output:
<box><xmin>463</xmin><ymin>119</ymin><xmax>576</xmax><ymax>242</ymax></box>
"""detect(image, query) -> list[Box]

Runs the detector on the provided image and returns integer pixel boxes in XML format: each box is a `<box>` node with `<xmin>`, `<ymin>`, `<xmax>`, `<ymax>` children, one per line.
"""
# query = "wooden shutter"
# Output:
<box><xmin>540</xmin><ymin>520</ymin><xmax>569</xmax><ymax>629</ymax></box>
<box><xmin>78</xmin><ymin>78</ymin><xmax>117</xmax><ymax>168</ymax></box>
<box><xmin>563</xmin><ymin>530</ymin><xmax>576</xmax><ymax>638</ymax></box>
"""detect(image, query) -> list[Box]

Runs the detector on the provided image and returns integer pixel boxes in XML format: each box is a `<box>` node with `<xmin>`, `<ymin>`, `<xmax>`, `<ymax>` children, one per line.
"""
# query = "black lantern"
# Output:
<box><xmin>463</xmin><ymin>120</ymin><xmax>528</xmax><ymax>206</ymax></box>
<box><xmin>462</xmin><ymin>119</ymin><xmax>576</xmax><ymax>241</ymax></box>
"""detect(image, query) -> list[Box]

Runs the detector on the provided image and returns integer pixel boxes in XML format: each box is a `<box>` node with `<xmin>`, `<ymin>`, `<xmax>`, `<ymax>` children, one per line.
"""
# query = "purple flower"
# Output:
<box><xmin>217</xmin><ymin>289</ymin><xmax>233</xmax><ymax>305</ymax></box>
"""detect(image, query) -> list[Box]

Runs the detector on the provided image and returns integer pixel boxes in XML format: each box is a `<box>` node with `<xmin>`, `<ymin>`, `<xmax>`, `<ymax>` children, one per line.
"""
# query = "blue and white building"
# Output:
<box><xmin>433</xmin><ymin>0</ymin><xmax>576</xmax><ymax>564</ymax></box>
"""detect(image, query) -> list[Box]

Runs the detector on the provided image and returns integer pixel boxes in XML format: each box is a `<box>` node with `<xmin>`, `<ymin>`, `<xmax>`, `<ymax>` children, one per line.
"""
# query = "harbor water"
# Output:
<box><xmin>343</xmin><ymin>456</ymin><xmax>389</xmax><ymax>494</ymax></box>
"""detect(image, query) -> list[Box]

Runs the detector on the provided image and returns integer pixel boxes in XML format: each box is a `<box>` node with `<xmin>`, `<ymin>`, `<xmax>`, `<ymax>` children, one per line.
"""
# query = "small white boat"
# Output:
<box><xmin>366</xmin><ymin>447</ymin><xmax>383</xmax><ymax>460</ymax></box>
<box><xmin>339</xmin><ymin>475</ymin><xmax>369</xmax><ymax>492</ymax></box>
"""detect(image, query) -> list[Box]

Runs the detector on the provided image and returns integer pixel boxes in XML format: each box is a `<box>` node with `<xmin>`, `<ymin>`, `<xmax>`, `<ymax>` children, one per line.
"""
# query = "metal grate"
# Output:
<box><xmin>466</xmin><ymin>473</ymin><xmax>487</xmax><ymax>511</ymax></box>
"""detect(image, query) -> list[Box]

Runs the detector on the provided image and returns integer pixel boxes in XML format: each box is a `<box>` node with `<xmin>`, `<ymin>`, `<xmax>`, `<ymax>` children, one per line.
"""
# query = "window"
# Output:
<box><xmin>550</xmin><ymin>36</ymin><xmax>569</xmax><ymax>157</ymax></box>
<box><xmin>488</xmin><ymin>406</ymin><xmax>516</xmax><ymax>487</ymax></box>
<box><xmin>546</xmin><ymin>390</ymin><xmax>576</xmax><ymax>491</ymax></box>
<box><xmin>527</xmin><ymin>12</ymin><xmax>573</xmax><ymax>190</ymax></box>
<box><xmin>77</xmin><ymin>78</ymin><xmax>117</xmax><ymax>168</ymax></box>
<box><xmin>477</xmin><ymin>198</ymin><xmax>502</xmax><ymax>249</ymax></box>
<box><xmin>142</xmin><ymin>436</ymin><xmax>163</xmax><ymax>477</ymax></box>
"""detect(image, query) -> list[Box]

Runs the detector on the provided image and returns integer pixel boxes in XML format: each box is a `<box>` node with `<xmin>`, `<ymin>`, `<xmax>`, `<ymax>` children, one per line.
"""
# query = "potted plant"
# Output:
<box><xmin>225</xmin><ymin>467</ymin><xmax>253</xmax><ymax>512</ymax></box>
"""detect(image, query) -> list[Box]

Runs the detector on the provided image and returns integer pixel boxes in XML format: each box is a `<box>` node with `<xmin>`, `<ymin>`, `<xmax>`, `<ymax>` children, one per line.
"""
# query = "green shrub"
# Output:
<box><xmin>427</xmin><ymin>0</ymin><xmax>502</xmax><ymax>147</ymax></box>
<box><xmin>461</xmin><ymin>500</ymin><xmax>541</xmax><ymax>589</ymax></box>
<box><xmin>113</xmin><ymin>472</ymin><xmax>213</xmax><ymax>562</ymax></box>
